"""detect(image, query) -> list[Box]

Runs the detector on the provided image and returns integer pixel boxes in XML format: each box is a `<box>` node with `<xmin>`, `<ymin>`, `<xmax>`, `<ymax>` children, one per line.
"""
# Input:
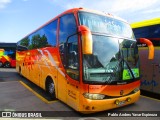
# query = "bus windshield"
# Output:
<box><xmin>78</xmin><ymin>12</ymin><xmax>135</xmax><ymax>39</ymax></box>
<box><xmin>79</xmin><ymin>12</ymin><xmax>139</xmax><ymax>84</ymax></box>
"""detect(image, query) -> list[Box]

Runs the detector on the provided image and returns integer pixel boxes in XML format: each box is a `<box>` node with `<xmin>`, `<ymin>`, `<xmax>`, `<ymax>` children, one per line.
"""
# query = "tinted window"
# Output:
<box><xmin>59</xmin><ymin>14</ymin><xmax>77</xmax><ymax>67</ymax></box>
<box><xmin>37</xmin><ymin>20</ymin><xmax>57</xmax><ymax>47</ymax></box>
<box><xmin>17</xmin><ymin>20</ymin><xmax>58</xmax><ymax>50</ymax></box>
<box><xmin>17</xmin><ymin>38</ymin><xmax>29</xmax><ymax>51</ymax></box>
<box><xmin>59</xmin><ymin>14</ymin><xmax>79</xmax><ymax>80</ymax></box>
<box><xmin>133</xmin><ymin>24</ymin><xmax>160</xmax><ymax>46</ymax></box>
<box><xmin>133</xmin><ymin>24</ymin><xmax>160</xmax><ymax>38</ymax></box>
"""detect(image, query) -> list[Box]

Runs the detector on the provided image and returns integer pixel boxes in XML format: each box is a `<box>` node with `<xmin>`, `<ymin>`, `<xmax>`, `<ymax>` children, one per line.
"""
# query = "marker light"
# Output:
<box><xmin>115</xmin><ymin>100</ymin><xmax>120</xmax><ymax>105</ymax></box>
<box><xmin>83</xmin><ymin>93</ymin><xmax>105</xmax><ymax>100</ymax></box>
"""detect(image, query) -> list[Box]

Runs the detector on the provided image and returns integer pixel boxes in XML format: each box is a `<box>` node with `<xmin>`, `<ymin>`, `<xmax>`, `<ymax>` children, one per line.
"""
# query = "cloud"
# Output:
<box><xmin>110</xmin><ymin>0</ymin><xmax>158</xmax><ymax>12</ymax></box>
<box><xmin>50</xmin><ymin>0</ymin><xmax>159</xmax><ymax>13</ymax></box>
<box><xmin>142</xmin><ymin>8</ymin><xmax>160</xmax><ymax>14</ymax></box>
<box><xmin>50</xmin><ymin>0</ymin><xmax>160</xmax><ymax>22</ymax></box>
<box><xmin>0</xmin><ymin>0</ymin><xmax>11</xmax><ymax>9</ymax></box>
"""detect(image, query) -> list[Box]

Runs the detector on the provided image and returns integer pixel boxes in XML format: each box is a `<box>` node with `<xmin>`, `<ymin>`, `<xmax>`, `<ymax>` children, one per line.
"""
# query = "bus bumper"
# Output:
<box><xmin>79</xmin><ymin>90</ymin><xmax>140</xmax><ymax>113</ymax></box>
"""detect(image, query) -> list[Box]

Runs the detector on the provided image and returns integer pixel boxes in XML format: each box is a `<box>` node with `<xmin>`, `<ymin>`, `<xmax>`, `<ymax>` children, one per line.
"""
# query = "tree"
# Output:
<box><xmin>20</xmin><ymin>37</ymin><xmax>29</xmax><ymax>47</ymax></box>
<box><xmin>40</xmin><ymin>34</ymin><xmax>48</xmax><ymax>48</ymax></box>
<box><xmin>28</xmin><ymin>34</ymin><xmax>48</xmax><ymax>49</ymax></box>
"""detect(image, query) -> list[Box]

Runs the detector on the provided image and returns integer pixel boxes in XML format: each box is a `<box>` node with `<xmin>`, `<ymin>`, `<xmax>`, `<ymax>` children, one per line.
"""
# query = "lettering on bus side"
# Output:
<box><xmin>68</xmin><ymin>90</ymin><xmax>76</xmax><ymax>100</ymax></box>
<box><xmin>141</xmin><ymin>79</ymin><xmax>158</xmax><ymax>87</ymax></box>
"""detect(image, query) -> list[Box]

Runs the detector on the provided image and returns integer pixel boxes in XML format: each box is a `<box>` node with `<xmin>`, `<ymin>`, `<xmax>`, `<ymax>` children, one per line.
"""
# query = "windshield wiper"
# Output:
<box><xmin>120</xmin><ymin>57</ymin><xmax>135</xmax><ymax>80</ymax></box>
<box><xmin>118</xmin><ymin>39</ymin><xmax>135</xmax><ymax>80</ymax></box>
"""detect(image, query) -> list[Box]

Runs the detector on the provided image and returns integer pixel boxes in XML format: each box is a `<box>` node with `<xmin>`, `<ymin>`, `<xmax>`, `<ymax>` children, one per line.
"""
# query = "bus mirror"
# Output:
<box><xmin>78</xmin><ymin>25</ymin><xmax>93</xmax><ymax>54</ymax></box>
<box><xmin>139</xmin><ymin>38</ymin><xmax>154</xmax><ymax>59</ymax></box>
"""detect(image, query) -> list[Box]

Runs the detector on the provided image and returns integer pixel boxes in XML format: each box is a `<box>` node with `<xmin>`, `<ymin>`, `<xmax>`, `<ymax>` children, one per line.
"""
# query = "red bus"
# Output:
<box><xmin>16</xmin><ymin>8</ymin><xmax>153</xmax><ymax>113</ymax></box>
<box><xmin>0</xmin><ymin>43</ymin><xmax>16</xmax><ymax>67</ymax></box>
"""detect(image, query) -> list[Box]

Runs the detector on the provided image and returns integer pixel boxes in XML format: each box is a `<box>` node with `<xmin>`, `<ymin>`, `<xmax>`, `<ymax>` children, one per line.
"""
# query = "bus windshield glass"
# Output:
<box><xmin>78</xmin><ymin>12</ymin><xmax>134</xmax><ymax>39</ymax></box>
<box><xmin>79</xmin><ymin>12</ymin><xmax>139</xmax><ymax>84</ymax></box>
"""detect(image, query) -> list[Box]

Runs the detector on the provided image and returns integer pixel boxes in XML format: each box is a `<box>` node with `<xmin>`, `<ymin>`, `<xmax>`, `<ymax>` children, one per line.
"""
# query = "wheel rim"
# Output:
<box><xmin>49</xmin><ymin>82</ymin><xmax>54</xmax><ymax>94</ymax></box>
<box><xmin>6</xmin><ymin>63</ymin><xmax>10</xmax><ymax>67</ymax></box>
<box><xmin>4</xmin><ymin>62</ymin><xmax>10</xmax><ymax>67</ymax></box>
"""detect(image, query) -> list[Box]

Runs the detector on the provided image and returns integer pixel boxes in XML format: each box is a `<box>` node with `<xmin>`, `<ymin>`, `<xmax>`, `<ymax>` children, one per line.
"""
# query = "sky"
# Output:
<box><xmin>0</xmin><ymin>0</ymin><xmax>160</xmax><ymax>43</ymax></box>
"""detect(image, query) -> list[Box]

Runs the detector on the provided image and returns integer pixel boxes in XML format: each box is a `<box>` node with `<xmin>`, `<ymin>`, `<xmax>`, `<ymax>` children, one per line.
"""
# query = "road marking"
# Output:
<box><xmin>19</xmin><ymin>81</ymin><xmax>57</xmax><ymax>104</ymax></box>
<box><xmin>141</xmin><ymin>95</ymin><xmax>160</xmax><ymax>102</ymax></box>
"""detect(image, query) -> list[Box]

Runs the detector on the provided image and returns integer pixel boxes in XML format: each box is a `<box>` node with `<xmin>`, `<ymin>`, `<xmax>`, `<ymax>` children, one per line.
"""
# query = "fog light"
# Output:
<box><xmin>127</xmin><ymin>97</ymin><xmax>131</xmax><ymax>102</ymax></box>
<box><xmin>115</xmin><ymin>100</ymin><xmax>120</xmax><ymax>105</ymax></box>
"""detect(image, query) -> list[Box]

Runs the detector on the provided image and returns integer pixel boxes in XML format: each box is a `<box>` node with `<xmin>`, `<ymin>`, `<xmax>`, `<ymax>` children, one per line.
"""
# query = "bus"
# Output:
<box><xmin>0</xmin><ymin>43</ymin><xmax>16</xmax><ymax>67</ymax></box>
<box><xmin>131</xmin><ymin>18</ymin><xmax>160</xmax><ymax>97</ymax></box>
<box><xmin>16</xmin><ymin>8</ymin><xmax>153</xmax><ymax>113</ymax></box>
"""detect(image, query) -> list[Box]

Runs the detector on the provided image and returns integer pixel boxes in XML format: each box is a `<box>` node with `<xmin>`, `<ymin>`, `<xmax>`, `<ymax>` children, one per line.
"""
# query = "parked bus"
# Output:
<box><xmin>16</xmin><ymin>8</ymin><xmax>153</xmax><ymax>113</ymax></box>
<box><xmin>0</xmin><ymin>43</ymin><xmax>16</xmax><ymax>67</ymax></box>
<box><xmin>131</xmin><ymin>18</ymin><xmax>160</xmax><ymax>97</ymax></box>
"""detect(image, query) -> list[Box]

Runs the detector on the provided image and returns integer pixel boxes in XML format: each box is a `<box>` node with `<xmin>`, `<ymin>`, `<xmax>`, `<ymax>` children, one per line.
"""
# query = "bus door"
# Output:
<box><xmin>58</xmin><ymin>13</ymin><xmax>80</xmax><ymax>105</ymax></box>
<box><xmin>57</xmin><ymin>34</ymin><xmax>80</xmax><ymax>108</ymax></box>
<box><xmin>66</xmin><ymin>38</ymin><xmax>80</xmax><ymax>110</ymax></box>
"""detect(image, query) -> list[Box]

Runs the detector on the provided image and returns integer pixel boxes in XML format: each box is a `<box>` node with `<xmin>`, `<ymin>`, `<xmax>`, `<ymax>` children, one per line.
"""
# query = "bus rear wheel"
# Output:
<box><xmin>4</xmin><ymin>61</ymin><xmax>10</xmax><ymax>68</ymax></box>
<box><xmin>46</xmin><ymin>78</ymin><xmax>56</xmax><ymax>99</ymax></box>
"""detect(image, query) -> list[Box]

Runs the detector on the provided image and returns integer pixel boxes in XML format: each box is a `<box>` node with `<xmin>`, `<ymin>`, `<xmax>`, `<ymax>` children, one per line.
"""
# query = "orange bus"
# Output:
<box><xmin>16</xmin><ymin>8</ymin><xmax>153</xmax><ymax>113</ymax></box>
<box><xmin>131</xmin><ymin>18</ymin><xmax>160</xmax><ymax>97</ymax></box>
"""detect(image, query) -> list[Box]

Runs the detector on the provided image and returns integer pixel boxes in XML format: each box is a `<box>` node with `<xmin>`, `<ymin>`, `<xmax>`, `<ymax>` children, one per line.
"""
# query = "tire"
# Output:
<box><xmin>4</xmin><ymin>61</ymin><xmax>10</xmax><ymax>68</ymax></box>
<box><xmin>46</xmin><ymin>78</ymin><xmax>56</xmax><ymax>99</ymax></box>
<box><xmin>0</xmin><ymin>61</ymin><xmax>3</xmax><ymax>67</ymax></box>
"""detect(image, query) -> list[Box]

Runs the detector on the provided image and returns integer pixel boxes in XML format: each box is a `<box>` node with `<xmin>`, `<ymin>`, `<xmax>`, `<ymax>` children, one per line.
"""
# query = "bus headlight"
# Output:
<box><xmin>83</xmin><ymin>93</ymin><xmax>105</xmax><ymax>100</ymax></box>
<box><xmin>133</xmin><ymin>87</ymin><xmax>140</xmax><ymax>93</ymax></box>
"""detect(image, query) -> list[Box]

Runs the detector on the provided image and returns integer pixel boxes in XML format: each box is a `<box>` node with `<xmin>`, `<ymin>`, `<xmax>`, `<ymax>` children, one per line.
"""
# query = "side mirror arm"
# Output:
<box><xmin>138</xmin><ymin>38</ymin><xmax>154</xmax><ymax>59</ymax></box>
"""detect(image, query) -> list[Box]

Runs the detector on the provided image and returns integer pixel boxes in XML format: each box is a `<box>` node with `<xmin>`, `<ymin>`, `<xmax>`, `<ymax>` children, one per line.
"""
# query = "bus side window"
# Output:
<box><xmin>59</xmin><ymin>14</ymin><xmax>79</xmax><ymax>80</ymax></box>
<box><xmin>17</xmin><ymin>38</ymin><xmax>29</xmax><ymax>51</ymax></box>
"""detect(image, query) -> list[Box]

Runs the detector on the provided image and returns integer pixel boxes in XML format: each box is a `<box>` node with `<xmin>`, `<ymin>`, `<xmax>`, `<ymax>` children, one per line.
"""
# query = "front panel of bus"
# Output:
<box><xmin>77</xmin><ymin>11</ymin><xmax>140</xmax><ymax>112</ymax></box>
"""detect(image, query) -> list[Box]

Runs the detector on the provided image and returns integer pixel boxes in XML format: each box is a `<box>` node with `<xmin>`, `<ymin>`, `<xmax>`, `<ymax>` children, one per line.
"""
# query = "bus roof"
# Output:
<box><xmin>131</xmin><ymin>18</ymin><xmax>160</xmax><ymax>28</ymax></box>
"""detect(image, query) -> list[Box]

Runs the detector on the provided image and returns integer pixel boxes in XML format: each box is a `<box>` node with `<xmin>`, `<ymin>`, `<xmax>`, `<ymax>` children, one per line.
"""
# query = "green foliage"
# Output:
<box><xmin>20</xmin><ymin>37</ymin><xmax>30</xmax><ymax>47</ymax></box>
<box><xmin>28</xmin><ymin>34</ymin><xmax>48</xmax><ymax>49</ymax></box>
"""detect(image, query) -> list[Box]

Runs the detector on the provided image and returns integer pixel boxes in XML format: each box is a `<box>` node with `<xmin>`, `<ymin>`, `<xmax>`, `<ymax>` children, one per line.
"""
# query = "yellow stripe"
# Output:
<box><xmin>141</xmin><ymin>95</ymin><xmax>160</xmax><ymax>102</ymax></box>
<box><xmin>19</xmin><ymin>81</ymin><xmax>57</xmax><ymax>104</ymax></box>
<box><xmin>131</xmin><ymin>18</ymin><xmax>160</xmax><ymax>28</ymax></box>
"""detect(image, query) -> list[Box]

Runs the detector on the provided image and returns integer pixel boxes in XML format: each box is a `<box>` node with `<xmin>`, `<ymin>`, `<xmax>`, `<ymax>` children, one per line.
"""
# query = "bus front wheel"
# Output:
<box><xmin>46</xmin><ymin>78</ymin><xmax>56</xmax><ymax>100</ymax></box>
